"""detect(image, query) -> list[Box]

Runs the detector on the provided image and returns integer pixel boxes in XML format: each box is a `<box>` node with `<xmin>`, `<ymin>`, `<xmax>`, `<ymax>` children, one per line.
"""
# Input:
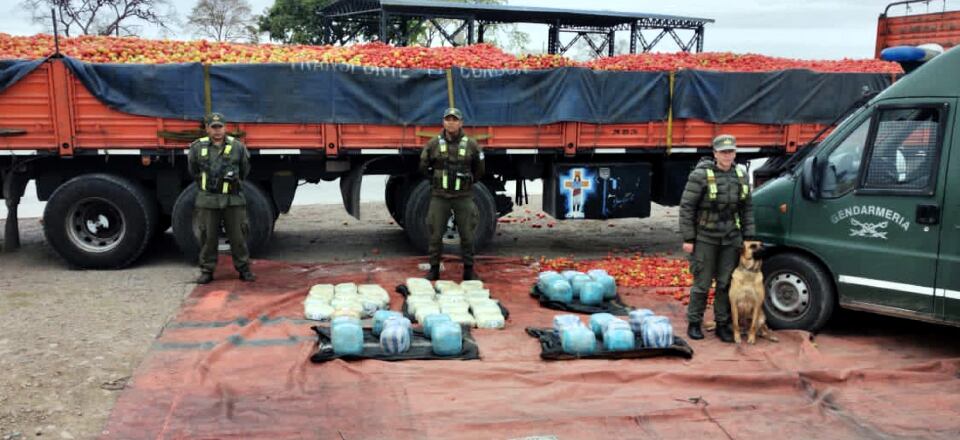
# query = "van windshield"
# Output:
<box><xmin>786</xmin><ymin>105</ymin><xmax>869</xmax><ymax>173</ymax></box>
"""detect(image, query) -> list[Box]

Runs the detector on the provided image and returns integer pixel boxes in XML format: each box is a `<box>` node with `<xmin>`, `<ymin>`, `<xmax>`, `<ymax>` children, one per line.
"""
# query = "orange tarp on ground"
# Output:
<box><xmin>102</xmin><ymin>256</ymin><xmax>960</xmax><ymax>439</ymax></box>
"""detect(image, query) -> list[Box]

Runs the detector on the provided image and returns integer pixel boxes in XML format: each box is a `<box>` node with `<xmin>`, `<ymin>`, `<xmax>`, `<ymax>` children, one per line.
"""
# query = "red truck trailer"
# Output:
<box><xmin>0</xmin><ymin>43</ymin><xmax>890</xmax><ymax>269</ymax></box>
<box><xmin>876</xmin><ymin>0</ymin><xmax>960</xmax><ymax>56</ymax></box>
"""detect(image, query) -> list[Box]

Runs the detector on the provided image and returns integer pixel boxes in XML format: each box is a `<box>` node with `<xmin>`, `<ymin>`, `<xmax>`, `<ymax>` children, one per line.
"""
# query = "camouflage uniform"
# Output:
<box><xmin>679</xmin><ymin>136</ymin><xmax>755</xmax><ymax>333</ymax></box>
<box><xmin>419</xmin><ymin>108</ymin><xmax>485</xmax><ymax>279</ymax></box>
<box><xmin>187</xmin><ymin>113</ymin><xmax>254</xmax><ymax>281</ymax></box>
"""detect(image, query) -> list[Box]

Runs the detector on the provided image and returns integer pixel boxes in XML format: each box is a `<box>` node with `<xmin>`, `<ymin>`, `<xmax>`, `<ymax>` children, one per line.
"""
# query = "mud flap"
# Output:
<box><xmin>3</xmin><ymin>169</ymin><xmax>29</xmax><ymax>252</ymax></box>
<box><xmin>340</xmin><ymin>161</ymin><xmax>367</xmax><ymax>220</ymax></box>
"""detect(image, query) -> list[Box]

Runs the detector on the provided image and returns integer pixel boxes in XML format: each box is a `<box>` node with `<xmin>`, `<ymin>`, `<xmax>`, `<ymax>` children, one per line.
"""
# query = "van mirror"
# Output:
<box><xmin>800</xmin><ymin>156</ymin><xmax>820</xmax><ymax>201</ymax></box>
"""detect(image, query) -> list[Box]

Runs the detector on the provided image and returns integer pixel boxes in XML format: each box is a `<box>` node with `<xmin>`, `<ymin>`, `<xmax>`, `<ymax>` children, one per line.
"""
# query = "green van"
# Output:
<box><xmin>754</xmin><ymin>46</ymin><xmax>960</xmax><ymax>331</ymax></box>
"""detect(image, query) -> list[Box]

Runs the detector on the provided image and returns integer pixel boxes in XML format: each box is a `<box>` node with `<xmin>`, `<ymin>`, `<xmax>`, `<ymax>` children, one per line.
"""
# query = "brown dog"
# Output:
<box><xmin>728</xmin><ymin>241</ymin><xmax>778</xmax><ymax>344</ymax></box>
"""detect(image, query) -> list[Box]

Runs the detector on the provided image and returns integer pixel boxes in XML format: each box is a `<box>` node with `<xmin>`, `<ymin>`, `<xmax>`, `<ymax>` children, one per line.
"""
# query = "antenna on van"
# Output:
<box><xmin>51</xmin><ymin>8</ymin><xmax>61</xmax><ymax>57</ymax></box>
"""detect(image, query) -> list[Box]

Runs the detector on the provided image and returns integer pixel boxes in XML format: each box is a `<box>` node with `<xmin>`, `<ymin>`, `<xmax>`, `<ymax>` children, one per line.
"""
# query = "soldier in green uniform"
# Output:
<box><xmin>679</xmin><ymin>134</ymin><xmax>754</xmax><ymax>342</ymax></box>
<box><xmin>419</xmin><ymin>107</ymin><xmax>485</xmax><ymax>281</ymax></box>
<box><xmin>187</xmin><ymin>112</ymin><xmax>256</xmax><ymax>284</ymax></box>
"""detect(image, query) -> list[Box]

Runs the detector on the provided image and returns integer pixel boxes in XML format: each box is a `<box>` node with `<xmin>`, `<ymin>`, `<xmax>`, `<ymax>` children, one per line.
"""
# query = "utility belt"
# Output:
<box><xmin>433</xmin><ymin>169</ymin><xmax>473</xmax><ymax>192</ymax></box>
<box><xmin>200</xmin><ymin>172</ymin><xmax>241</xmax><ymax>195</ymax></box>
<box><xmin>698</xmin><ymin>211</ymin><xmax>741</xmax><ymax>229</ymax></box>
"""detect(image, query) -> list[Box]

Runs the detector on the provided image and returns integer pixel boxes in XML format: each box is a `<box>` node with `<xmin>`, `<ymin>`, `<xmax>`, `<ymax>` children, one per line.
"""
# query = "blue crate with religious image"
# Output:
<box><xmin>543</xmin><ymin>163</ymin><xmax>652</xmax><ymax>220</ymax></box>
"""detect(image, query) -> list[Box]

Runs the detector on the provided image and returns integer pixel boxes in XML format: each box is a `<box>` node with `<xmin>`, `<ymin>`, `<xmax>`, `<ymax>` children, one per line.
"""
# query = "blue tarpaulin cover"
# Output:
<box><xmin>208</xmin><ymin>63</ymin><xmax>448</xmax><ymax>125</ymax></box>
<box><xmin>63</xmin><ymin>57</ymin><xmax>206</xmax><ymax>120</ymax></box>
<box><xmin>451</xmin><ymin>67</ymin><xmax>668</xmax><ymax>124</ymax></box>
<box><xmin>1</xmin><ymin>57</ymin><xmax>896</xmax><ymax>126</ymax></box>
<box><xmin>673</xmin><ymin>70</ymin><xmax>893</xmax><ymax>124</ymax></box>
<box><xmin>0</xmin><ymin>59</ymin><xmax>45</xmax><ymax>94</ymax></box>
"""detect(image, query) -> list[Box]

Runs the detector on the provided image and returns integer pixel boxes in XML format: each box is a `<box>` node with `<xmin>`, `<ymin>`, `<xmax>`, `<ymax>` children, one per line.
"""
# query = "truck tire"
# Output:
<box><xmin>402</xmin><ymin>180</ymin><xmax>496</xmax><ymax>254</ymax></box>
<box><xmin>385</xmin><ymin>175</ymin><xmax>415</xmax><ymax>226</ymax></box>
<box><xmin>385</xmin><ymin>175</ymin><xmax>405</xmax><ymax>226</ymax></box>
<box><xmin>42</xmin><ymin>174</ymin><xmax>157</xmax><ymax>269</ymax></box>
<box><xmin>762</xmin><ymin>252</ymin><xmax>836</xmax><ymax>332</ymax></box>
<box><xmin>171</xmin><ymin>182</ymin><xmax>275</xmax><ymax>263</ymax></box>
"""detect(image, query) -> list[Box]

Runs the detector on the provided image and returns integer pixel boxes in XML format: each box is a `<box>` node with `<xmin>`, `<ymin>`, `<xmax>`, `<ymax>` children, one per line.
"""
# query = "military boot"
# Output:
<box><xmin>240</xmin><ymin>271</ymin><xmax>257</xmax><ymax>282</ymax></box>
<box><xmin>196</xmin><ymin>272</ymin><xmax>214</xmax><ymax>284</ymax></box>
<box><xmin>462</xmin><ymin>265</ymin><xmax>480</xmax><ymax>281</ymax></box>
<box><xmin>716</xmin><ymin>322</ymin><xmax>735</xmax><ymax>343</ymax></box>
<box><xmin>687</xmin><ymin>323</ymin><xmax>704</xmax><ymax>340</ymax></box>
<box><xmin>427</xmin><ymin>265</ymin><xmax>441</xmax><ymax>281</ymax></box>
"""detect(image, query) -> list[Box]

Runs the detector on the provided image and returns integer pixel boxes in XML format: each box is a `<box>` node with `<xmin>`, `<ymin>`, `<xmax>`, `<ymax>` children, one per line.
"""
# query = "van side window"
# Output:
<box><xmin>862</xmin><ymin>108</ymin><xmax>941</xmax><ymax>193</ymax></box>
<box><xmin>820</xmin><ymin>119</ymin><xmax>870</xmax><ymax>198</ymax></box>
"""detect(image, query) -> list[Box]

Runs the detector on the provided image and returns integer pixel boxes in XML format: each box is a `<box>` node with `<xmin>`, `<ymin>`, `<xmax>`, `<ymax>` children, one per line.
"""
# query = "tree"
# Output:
<box><xmin>258</xmin><ymin>0</ymin><xmax>530</xmax><ymax>52</ymax></box>
<box><xmin>258</xmin><ymin>0</ymin><xmax>334</xmax><ymax>45</ymax></box>
<box><xmin>20</xmin><ymin>0</ymin><xmax>176</xmax><ymax>37</ymax></box>
<box><xmin>187</xmin><ymin>0</ymin><xmax>258</xmax><ymax>42</ymax></box>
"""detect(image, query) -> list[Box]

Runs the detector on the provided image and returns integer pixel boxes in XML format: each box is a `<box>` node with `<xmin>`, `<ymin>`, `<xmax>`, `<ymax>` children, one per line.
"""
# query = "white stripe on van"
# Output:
<box><xmin>838</xmin><ymin>275</ymin><xmax>934</xmax><ymax>296</ymax></box>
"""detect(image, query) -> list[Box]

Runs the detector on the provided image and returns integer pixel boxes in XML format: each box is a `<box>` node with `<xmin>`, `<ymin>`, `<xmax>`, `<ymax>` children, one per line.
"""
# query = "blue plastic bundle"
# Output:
<box><xmin>384</xmin><ymin>316</ymin><xmax>412</xmax><ymax>340</ymax></box>
<box><xmin>553</xmin><ymin>314</ymin><xmax>583</xmax><ymax>333</ymax></box>
<box><xmin>588</xmin><ymin>313</ymin><xmax>616</xmax><ymax>337</ymax></box>
<box><xmin>571</xmin><ymin>274</ymin><xmax>593</xmax><ymax>299</ymax></box>
<box><xmin>593</xmin><ymin>274</ymin><xmax>617</xmax><ymax>299</ymax></box>
<box><xmin>561</xmin><ymin>325</ymin><xmax>597</xmax><ymax>355</ymax></box>
<box><xmin>641</xmin><ymin>316</ymin><xmax>674</xmax><ymax>348</ymax></box>
<box><xmin>431</xmin><ymin>321</ymin><xmax>463</xmax><ymax>356</ymax></box>
<box><xmin>604</xmin><ymin>319</ymin><xmax>631</xmax><ymax>335</ymax></box>
<box><xmin>372</xmin><ymin>310</ymin><xmax>403</xmax><ymax>336</ymax></box>
<box><xmin>580</xmin><ymin>281</ymin><xmax>604</xmax><ymax>305</ymax></box>
<box><xmin>332</xmin><ymin>316</ymin><xmax>357</xmax><ymax>326</ymax></box>
<box><xmin>538</xmin><ymin>271</ymin><xmax>564</xmax><ymax>291</ymax></box>
<box><xmin>332</xmin><ymin>317</ymin><xmax>364</xmax><ymax>355</ymax></box>
<box><xmin>561</xmin><ymin>270</ymin><xmax>585</xmax><ymax>282</ymax></box>
<box><xmin>603</xmin><ymin>324</ymin><xmax>636</xmax><ymax>352</ymax></box>
<box><xmin>545</xmin><ymin>279</ymin><xmax>574</xmax><ymax>303</ymax></box>
<box><xmin>380</xmin><ymin>320</ymin><xmax>411</xmax><ymax>354</ymax></box>
<box><xmin>588</xmin><ymin>268</ymin><xmax>608</xmax><ymax>277</ymax></box>
<box><xmin>423</xmin><ymin>313</ymin><xmax>452</xmax><ymax>339</ymax></box>
<box><xmin>629</xmin><ymin>309</ymin><xmax>655</xmax><ymax>334</ymax></box>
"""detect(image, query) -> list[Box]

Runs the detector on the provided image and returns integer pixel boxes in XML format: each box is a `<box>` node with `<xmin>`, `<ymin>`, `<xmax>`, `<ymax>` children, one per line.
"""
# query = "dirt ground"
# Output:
<box><xmin>0</xmin><ymin>196</ymin><xmax>682</xmax><ymax>439</ymax></box>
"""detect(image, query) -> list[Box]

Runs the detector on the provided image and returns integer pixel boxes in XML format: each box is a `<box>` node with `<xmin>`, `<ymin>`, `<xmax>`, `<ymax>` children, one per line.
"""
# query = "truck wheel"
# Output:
<box><xmin>402</xmin><ymin>180</ymin><xmax>496</xmax><ymax>254</ymax></box>
<box><xmin>171</xmin><ymin>182</ymin><xmax>275</xmax><ymax>263</ymax></box>
<box><xmin>42</xmin><ymin>174</ymin><xmax>157</xmax><ymax>269</ymax></box>
<box><xmin>762</xmin><ymin>252</ymin><xmax>836</xmax><ymax>332</ymax></box>
<box><xmin>385</xmin><ymin>175</ymin><xmax>418</xmax><ymax>227</ymax></box>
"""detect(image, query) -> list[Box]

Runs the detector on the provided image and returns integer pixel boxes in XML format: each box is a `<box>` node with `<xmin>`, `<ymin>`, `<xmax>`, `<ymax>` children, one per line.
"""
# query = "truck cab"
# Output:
<box><xmin>754</xmin><ymin>45</ymin><xmax>960</xmax><ymax>331</ymax></box>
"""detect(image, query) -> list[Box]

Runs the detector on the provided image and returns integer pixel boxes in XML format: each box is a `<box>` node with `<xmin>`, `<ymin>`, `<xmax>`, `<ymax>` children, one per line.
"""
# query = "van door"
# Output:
<box><xmin>935</xmin><ymin>102</ymin><xmax>960</xmax><ymax>324</ymax></box>
<box><xmin>792</xmin><ymin>101</ymin><xmax>950</xmax><ymax>317</ymax></box>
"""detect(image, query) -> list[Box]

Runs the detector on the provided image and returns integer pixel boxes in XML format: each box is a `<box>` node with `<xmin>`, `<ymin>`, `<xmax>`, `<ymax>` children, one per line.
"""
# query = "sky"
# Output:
<box><xmin>0</xmin><ymin>0</ymin><xmax>952</xmax><ymax>59</ymax></box>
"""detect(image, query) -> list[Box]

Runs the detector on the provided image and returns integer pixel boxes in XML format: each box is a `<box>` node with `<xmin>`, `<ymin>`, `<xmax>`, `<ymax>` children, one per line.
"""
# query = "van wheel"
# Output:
<box><xmin>402</xmin><ymin>180</ymin><xmax>497</xmax><ymax>254</ymax></box>
<box><xmin>762</xmin><ymin>252</ymin><xmax>836</xmax><ymax>332</ymax></box>
<box><xmin>171</xmin><ymin>182</ymin><xmax>274</xmax><ymax>262</ymax></box>
<box><xmin>42</xmin><ymin>174</ymin><xmax>157</xmax><ymax>269</ymax></box>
